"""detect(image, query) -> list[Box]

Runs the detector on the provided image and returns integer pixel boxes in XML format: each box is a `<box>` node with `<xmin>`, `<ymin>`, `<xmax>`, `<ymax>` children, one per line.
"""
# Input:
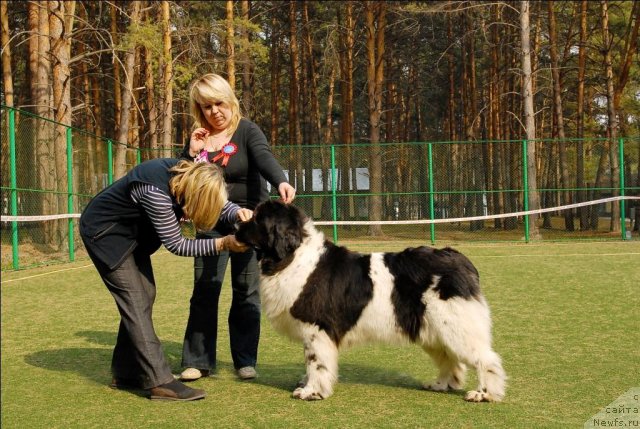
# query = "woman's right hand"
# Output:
<box><xmin>216</xmin><ymin>235</ymin><xmax>249</xmax><ymax>253</ymax></box>
<box><xmin>189</xmin><ymin>128</ymin><xmax>210</xmax><ymax>157</ymax></box>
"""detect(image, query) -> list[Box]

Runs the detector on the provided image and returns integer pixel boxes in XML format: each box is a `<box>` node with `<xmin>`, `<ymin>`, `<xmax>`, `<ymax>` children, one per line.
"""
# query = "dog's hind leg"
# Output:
<box><xmin>424</xmin><ymin>295</ymin><xmax>507</xmax><ymax>402</ymax></box>
<box><xmin>422</xmin><ymin>347</ymin><xmax>467</xmax><ymax>392</ymax></box>
<box><xmin>462</xmin><ymin>348</ymin><xmax>506</xmax><ymax>402</ymax></box>
<box><xmin>292</xmin><ymin>330</ymin><xmax>338</xmax><ymax>400</ymax></box>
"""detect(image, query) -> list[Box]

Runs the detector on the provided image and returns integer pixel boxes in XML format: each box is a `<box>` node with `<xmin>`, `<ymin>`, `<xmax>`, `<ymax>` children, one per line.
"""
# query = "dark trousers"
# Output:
<box><xmin>86</xmin><ymin>245</ymin><xmax>175</xmax><ymax>389</ymax></box>
<box><xmin>181</xmin><ymin>229</ymin><xmax>261</xmax><ymax>371</ymax></box>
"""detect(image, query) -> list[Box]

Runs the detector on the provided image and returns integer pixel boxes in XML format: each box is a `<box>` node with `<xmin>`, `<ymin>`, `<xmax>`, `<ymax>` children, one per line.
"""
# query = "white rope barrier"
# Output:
<box><xmin>1</xmin><ymin>213</ymin><xmax>81</xmax><ymax>222</ymax></box>
<box><xmin>1</xmin><ymin>196</ymin><xmax>638</xmax><ymax>225</ymax></box>
<box><xmin>313</xmin><ymin>196</ymin><xmax>640</xmax><ymax>226</ymax></box>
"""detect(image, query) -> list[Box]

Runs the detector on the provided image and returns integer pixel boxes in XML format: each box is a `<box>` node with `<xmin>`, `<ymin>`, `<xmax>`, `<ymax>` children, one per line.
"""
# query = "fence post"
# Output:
<box><xmin>522</xmin><ymin>139</ymin><xmax>530</xmax><ymax>243</ymax></box>
<box><xmin>428</xmin><ymin>143</ymin><xmax>435</xmax><ymax>244</ymax></box>
<box><xmin>66</xmin><ymin>126</ymin><xmax>74</xmax><ymax>261</ymax></box>
<box><xmin>107</xmin><ymin>140</ymin><xmax>114</xmax><ymax>184</ymax></box>
<box><xmin>136</xmin><ymin>147</ymin><xmax>141</xmax><ymax>165</ymax></box>
<box><xmin>619</xmin><ymin>137</ymin><xmax>627</xmax><ymax>239</ymax></box>
<box><xmin>330</xmin><ymin>145</ymin><xmax>338</xmax><ymax>243</ymax></box>
<box><xmin>9</xmin><ymin>108</ymin><xmax>19</xmax><ymax>270</ymax></box>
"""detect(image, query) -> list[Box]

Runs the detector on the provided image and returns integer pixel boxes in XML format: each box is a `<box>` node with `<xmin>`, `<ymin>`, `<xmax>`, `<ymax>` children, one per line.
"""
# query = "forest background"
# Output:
<box><xmin>1</xmin><ymin>0</ymin><xmax>639</xmax><ymax>240</ymax></box>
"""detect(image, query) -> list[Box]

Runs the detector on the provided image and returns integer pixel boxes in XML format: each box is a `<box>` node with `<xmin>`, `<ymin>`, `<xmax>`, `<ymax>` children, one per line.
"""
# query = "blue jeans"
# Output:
<box><xmin>181</xmin><ymin>229</ymin><xmax>261</xmax><ymax>371</ymax></box>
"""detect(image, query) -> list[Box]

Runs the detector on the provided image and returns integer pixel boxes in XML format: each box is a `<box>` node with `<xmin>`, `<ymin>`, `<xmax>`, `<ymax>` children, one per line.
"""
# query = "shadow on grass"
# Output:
<box><xmin>74</xmin><ymin>330</ymin><xmax>117</xmax><ymax>346</ymax></box>
<box><xmin>24</xmin><ymin>330</ymin><xmax>184</xmax><ymax>399</ymax></box>
<box><xmin>249</xmin><ymin>361</ymin><xmax>465</xmax><ymax>400</ymax></box>
<box><xmin>24</xmin><ymin>330</ymin><xmax>464</xmax><ymax>400</ymax></box>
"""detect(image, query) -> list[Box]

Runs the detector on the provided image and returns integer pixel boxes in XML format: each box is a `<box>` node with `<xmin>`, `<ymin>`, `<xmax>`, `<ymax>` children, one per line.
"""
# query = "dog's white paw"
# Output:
<box><xmin>292</xmin><ymin>386</ymin><xmax>325</xmax><ymax>401</ymax></box>
<box><xmin>464</xmin><ymin>390</ymin><xmax>500</xmax><ymax>402</ymax></box>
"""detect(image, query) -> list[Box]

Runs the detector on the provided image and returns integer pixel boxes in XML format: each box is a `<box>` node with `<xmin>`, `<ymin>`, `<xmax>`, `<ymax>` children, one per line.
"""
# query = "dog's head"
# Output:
<box><xmin>236</xmin><ymin>200</ymin><xmax>309</xmax><ymax>273</ymax></box>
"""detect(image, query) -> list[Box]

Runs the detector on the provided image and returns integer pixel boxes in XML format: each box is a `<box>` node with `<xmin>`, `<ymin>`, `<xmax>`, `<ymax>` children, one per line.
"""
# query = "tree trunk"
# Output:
<box><xmin>110</xmin><ymin>3</ymin><xmax>121</xmax><ymax>131</ymax></box>
<box><xmin>365</xmin><ymin>1</ymin><xmax>385</xmax><ymax>237</ymax></box>
<box><xmin>301</xmin><ymin>1</ymin><xmax>321</xmax><ymax>214</ymax></box>
<box><xmin>446</xmin><ymin>14</ymin><xmax>456</xmax><ymax>142</ymax></box>
<box><xmin>25</xmin><ymin>1</ymin><xmax>43</xmax><ymax>241</ymax></box>
<box><xmin>613</xmin><ymin>1</ymin><xmax>639</xmax><ymax>114</ymax></box>
<box><xmin>36</xmin><ymin>0</ymin><xmax>54</xmax><ymax>244</ymax></box>
<box><xmin>49</xmin><ymin>0</ymin><xmax>75</xmax><ymax>249</ymax></box>
<box><xmin>161</xmin><ymin>0</ymin><xmax>173</xmax><ymax>151</ymax></box>
<box><xmin>78</xmin><ymin>38</ymin><xmax>96</xmax><ymax>193</ymax></box>
<box><xmin>90</xmin><ymin>73</ymin><xmax>104</xmax><ymax>182</ymax></box>
<box><xmin>269</xmin><ymin>13</ymin><xmax>280</xmax><ymax>147</ymax></box>
<box><xmin>302</xmin><ymin>2</ymin><xmax>321</xmax><ymax>148</ymax></box>
<box><xmin>114</xmin><ymin>1</ymin><xmax>141</xmax><ymax>179</ymax></box>
<box><xmin>576</xmin><ymin>0</ymin><xmax>588</xmax><ymax>230</ymax></box>
<box><xmin>338</xmin><ymin>1</ymin><xmax>355</xmax><ymax>219</ymax></box>
<box><xmin>240</xmin><ymin>0</ymin><xmax>253</xmax><ymax>117</ymax></box>
<box><xmin>600</xmin><ymin>0</ymin><xmax>620</xmax><ymax>232</ymax></box>
<box><xmin>521</xmin><ymin>1</ymin><xmax>541</xmax><ymax>240</ymax></box>
<box><xmin>548</xmin><ymin>1</ymin><xmax>573</xmax><ymax>231</ymax></box>
<box><xmin>322</xmin><ymin>64</ymin><xmax>337</xmax><ymax>220</ymax></box>
<box><xmin>143</xmin><ymin>44</ymin><xmax>158</xmax><ymax>157</ymax></box>
<box><xmin>288</xmin><ymin>0</ymin><xmax>302</xmax><ymax>191</ymax></box>
<box><xmin>465</xmin><ymin>11</ymin><xmax>485</xmax><ymax>231</ymax></box>
<box><xmin>225</xmin><ymin>0</ymin><xmax>235</xmax><ymax>89</ymax></box>
<box><xmin>490</xmin><ymin>4</ymin><xmax>503</xmax><ymax>228</ymax></box>
<box><xmin>1</xmin><ymin>0</ymin><xmax>14</xmax><ymax>106</ymax></box>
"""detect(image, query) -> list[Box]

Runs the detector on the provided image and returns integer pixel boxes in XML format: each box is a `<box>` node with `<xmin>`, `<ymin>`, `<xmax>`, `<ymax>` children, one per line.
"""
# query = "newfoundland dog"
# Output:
<box><xmin>235</xmin><ymin>200</ymin><xmax>506</xmax><ymax>402</ymax></box>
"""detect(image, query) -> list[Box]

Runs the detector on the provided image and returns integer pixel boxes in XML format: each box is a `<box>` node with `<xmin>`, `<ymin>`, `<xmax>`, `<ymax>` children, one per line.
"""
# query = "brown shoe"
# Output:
<box><xmin>149</xmin><ymin>380</ymin><xmax>206</xmax><ymax>401</ymax></box>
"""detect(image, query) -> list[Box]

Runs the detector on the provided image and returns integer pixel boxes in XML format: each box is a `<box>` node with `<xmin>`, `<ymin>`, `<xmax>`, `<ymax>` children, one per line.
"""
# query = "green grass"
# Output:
<box><xmin>2</xmin><ymin>241</ymin><xmax>639</xmax><ymax>428</ymax></box>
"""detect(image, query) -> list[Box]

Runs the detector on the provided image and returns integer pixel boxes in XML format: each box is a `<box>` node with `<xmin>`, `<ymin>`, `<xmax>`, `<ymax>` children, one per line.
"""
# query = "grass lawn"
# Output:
<box><xmin>2</xmin><ymin>240</ymin><xmax>639</xmax><ymax>428</ymax></box>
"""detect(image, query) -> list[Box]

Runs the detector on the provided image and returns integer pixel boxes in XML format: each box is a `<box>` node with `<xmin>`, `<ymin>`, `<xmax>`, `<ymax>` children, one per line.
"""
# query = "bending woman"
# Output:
<box><xmin>80</xmin><ymin>158</ymin><xmax>251</xmax><ymax>401</ymax></box>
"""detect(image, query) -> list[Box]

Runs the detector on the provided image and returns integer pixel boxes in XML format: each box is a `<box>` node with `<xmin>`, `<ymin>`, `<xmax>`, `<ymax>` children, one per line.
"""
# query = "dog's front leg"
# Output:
<box><xmin>292</xmin><ymin>330</ymin><xmax>338</xmax><ymax>400</ymax></box>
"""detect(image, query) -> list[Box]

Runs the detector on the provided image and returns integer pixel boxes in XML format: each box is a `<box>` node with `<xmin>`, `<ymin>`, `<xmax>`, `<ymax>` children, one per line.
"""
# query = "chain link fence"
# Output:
<box><xmin>2</xmin><ymin>105</ymin><xmax>639</xmax><ymax>270</ymax></box>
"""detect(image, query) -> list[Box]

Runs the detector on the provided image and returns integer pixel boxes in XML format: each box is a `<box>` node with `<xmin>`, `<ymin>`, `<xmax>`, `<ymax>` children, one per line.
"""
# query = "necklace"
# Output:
<box><xmin>205</xmin><ymin>132</ymin><xmax>229</xmax><ymax>151</ymax></box>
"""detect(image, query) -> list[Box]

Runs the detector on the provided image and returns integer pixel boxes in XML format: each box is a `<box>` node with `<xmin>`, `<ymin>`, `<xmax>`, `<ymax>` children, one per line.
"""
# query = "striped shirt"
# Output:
<box><xmin>130</xmin><ymin>182</ymin><xmax>239</xmax><ymax>257</ymax></box>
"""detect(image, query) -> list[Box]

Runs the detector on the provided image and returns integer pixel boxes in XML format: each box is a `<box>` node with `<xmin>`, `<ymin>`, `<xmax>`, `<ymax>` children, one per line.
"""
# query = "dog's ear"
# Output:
<box><xmin>268</xmin><ymin>221</ymin><xmax>300</xmax><ymax>261</ymax></box>
<box><xmin>266</xmin><ymin>204</ymin><xmax>305</xmax><ymax>261</ymax></box>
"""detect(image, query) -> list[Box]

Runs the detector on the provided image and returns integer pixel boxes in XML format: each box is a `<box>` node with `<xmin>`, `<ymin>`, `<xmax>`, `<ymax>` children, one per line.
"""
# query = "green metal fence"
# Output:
<box><xmin>2</xmin><ymin>105</ymin><xmax>639</xmax><ymax>270</ymax></box>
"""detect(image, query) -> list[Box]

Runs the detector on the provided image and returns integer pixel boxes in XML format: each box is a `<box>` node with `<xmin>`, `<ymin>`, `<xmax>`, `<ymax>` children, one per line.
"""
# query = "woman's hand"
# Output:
<box><xmin>216</xmin><ymin>235</ymin><xmax>249</xmax><ymax>253</ymax></box>
<box><xmin>236</xmin><ymin>208</ymin><xmax>253</xmax><ymax>222</ymax></box>
<box><xmin>189</xmin><ymin>128</ymin><xmax>210</xmax><ymax>157</ymax></box>
<box><xmin>278</xmin><ymin>182</ymin><xmax>296</xmax><ymax>204</ymax></box>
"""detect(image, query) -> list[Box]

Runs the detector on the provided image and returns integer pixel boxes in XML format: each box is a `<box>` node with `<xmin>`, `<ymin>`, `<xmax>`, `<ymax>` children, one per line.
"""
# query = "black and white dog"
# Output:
<box><xmin>236</xmin><ymin>201</ymin><xmax>506</xmax><ymax>402</ymax></box>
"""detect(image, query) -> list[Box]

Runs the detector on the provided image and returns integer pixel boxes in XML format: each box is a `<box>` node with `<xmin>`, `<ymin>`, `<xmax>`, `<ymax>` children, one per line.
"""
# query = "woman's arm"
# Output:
<box><xmin>245</xmin><ymin>122</ymin><xmax>288</xmax><ymax>185</ymax></box>
<box><xmin>245</xmin><ymin>122</ymin><xmax>296</xmax><ymax>202</ymax></box>
<box><xmin>131</xmin><ymin>183</ymin><xmax>245</xmax><ymax>256</ymax></box>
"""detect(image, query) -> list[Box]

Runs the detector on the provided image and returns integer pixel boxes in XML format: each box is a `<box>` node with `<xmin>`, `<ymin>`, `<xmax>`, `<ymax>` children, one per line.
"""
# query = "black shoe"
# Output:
<box><xmin>149</xmin><ymin>380</ymin><xmax>206</xmax><ymax>401</ymax></box>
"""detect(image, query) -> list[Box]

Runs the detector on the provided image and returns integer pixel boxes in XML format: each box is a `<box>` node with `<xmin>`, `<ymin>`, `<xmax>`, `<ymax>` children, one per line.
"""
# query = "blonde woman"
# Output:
<box><xmin>179</xmin><ymin>73</ymin><xmax>295</xmax><ymax>382</ymax></box>
<box><xmin>80</xmin><ymin>159</ymin><xmax>251</xmax><ymax>401</ymax></box>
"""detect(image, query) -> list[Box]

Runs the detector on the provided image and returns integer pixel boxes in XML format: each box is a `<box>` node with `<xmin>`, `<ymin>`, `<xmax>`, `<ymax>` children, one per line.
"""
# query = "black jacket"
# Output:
<box><xmin>79</xmin><ymin>158</ymin><xmax>183</xmax><ymax>270</ymax></box>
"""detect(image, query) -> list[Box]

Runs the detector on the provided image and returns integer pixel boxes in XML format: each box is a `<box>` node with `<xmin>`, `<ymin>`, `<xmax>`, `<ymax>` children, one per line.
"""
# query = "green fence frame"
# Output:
<box><xmin>1</xmin><ymin>105</ymin><xmax>639</xmax><ymax>270</ymax></box>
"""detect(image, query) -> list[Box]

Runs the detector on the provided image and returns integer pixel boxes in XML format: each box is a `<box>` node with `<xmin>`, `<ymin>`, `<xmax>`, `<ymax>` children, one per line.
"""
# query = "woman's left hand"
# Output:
<box><xmin>278</xmin><ymin>183</ymin><xmax>296</xmax><ymax>204</ymax></box>
<box><xmin>236</xmin><ymin>208</ymin><xmax>253</xmax><ymax>222</ymax></box>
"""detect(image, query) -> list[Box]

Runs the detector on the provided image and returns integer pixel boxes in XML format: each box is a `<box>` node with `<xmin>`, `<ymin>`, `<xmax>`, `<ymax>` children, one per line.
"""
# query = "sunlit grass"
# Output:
<box><xmin>2</xmin><ymin>241</ymin><xmax>639</xmax><ymax>428</ymax></box>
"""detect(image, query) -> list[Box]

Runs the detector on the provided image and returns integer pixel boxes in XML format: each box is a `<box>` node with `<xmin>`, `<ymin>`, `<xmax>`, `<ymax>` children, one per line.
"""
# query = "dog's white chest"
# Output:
<box><xmin>259</xmin><ymin>229</ymin><xmax>325</xmax><ymax>332</ymax></box>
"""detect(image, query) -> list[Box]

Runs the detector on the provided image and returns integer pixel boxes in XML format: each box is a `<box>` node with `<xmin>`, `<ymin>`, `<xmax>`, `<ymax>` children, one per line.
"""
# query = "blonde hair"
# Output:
<box><xmin>169</xmin><ymin>160</ymin><xmax>228</xmax><ymax>232</ymax></box>
<box><xmin>190</xmin><ymin>73</ymin><xmax>241</xmax><ymax>136</ymax></box>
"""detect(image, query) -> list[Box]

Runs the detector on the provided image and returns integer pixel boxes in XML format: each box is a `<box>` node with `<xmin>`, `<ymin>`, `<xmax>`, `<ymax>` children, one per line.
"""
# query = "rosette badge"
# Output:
<box><xmin>212</xmin><ymin>142</ymin><xmax>238</xmax><ymax>166</ymax></box>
